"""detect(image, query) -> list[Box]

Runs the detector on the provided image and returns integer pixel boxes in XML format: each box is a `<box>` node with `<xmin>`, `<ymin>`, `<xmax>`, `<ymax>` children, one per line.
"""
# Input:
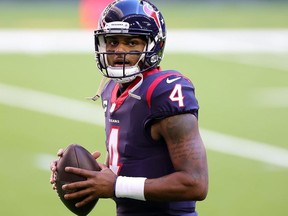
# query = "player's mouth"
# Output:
<box><xmin>113</xmin><ymin>59</ymin><xmax>131</xmax><ymax>67</ymax></box>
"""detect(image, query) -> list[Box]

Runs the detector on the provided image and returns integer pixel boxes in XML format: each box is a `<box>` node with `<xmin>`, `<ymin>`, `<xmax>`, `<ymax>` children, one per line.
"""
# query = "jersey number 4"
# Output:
<box><xmin>169</xmin><ymin>84</ymin><xmax>184</xmax><ymax>107</ymax></box>
<box><xmin>108</xmin><ymin>127</ymin><xmax>122</xmax><ymax>175</ymax></box>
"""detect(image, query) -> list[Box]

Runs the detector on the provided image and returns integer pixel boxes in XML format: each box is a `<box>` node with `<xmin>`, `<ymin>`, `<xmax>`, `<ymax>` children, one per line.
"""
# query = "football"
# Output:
<box><xmin>55</xmin><ymin>144</ymin><xmax>101</xmax><ymax>216</ymax></box>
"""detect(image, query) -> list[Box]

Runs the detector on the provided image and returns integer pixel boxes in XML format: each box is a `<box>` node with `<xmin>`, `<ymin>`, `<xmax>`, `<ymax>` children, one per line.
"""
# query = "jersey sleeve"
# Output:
<box><xmin>147</xmin><ymin>74</ymin><xmax>199</xmax><ymax>121</ymax></box>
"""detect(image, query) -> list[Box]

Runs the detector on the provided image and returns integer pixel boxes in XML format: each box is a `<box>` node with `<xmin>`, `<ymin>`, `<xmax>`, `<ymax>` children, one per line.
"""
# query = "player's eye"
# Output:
<box><xmin>109</xmin><ymin>40</ymin><xmax>118</xmax><ymax>46</ymax></box>
<box><xmin>128</xmin><ymin>38</ymin><xmax>144</xmax><ymax>47</ymax></box>
<box><xmin>106</xmin><ymin>37</ymin><xmax>119</xmax><ymax>46</ymax></box>
<box><xmin>128</xmin><ymin>40</ymin><xmax>137</xmax><ymax>46</ymax></box>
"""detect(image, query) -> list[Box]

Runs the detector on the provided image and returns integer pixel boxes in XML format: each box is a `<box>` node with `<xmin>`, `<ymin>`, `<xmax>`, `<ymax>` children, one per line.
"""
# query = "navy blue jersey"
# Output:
<box><xmin>101</xmin><ymin>68</ymin><xmax>199</xmax><ymax>216</ymax></box>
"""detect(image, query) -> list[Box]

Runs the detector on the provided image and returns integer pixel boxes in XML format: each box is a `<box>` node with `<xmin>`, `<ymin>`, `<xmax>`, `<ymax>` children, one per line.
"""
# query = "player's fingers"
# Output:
<box><xmin>91</xmin><ymin>151</ymin><xmax>101</xmax><ymax>159</ymax></box>
<box><xmin>57</xmin><ymin>148</ymin><xmax>64</xmax><ymax>157</ymax></box>
<box><xmin>98</xmin><ymin>163</ymin><xmax>108</xmax><ymax>170</ymax></box>
<box><xmin>50</xmin><ymin>176</ymin><xmax>57</xmax><ymax>190</ymax></box>
<box><xmin>65</xmin><ymin>166</ymin><xmax>88</xmax><ymax>176</ymax></box>
<box><xmin>62</xmin><ymin>171</ymin><xmax>101</xmax><ymax>193</ymax></box>
<box><xmin>64</xmin><ymin>188</ymin><xmax>91</xmax><ymax>200</ymax></box>
<box><xmin>65</xmin><ymin>167</ymin><xmax>97</xmax><ymax>178</ymax></box>
<box><xmin>62</xmin><ymin>181</ymin><xmax>86</xmax><ymax>192</ymax></box>
<box><xmin>49</xmin><ymin>160</ymin><xmax>58</xmax><ymax>186</ymax></box>
<box><xmin>50</xmin><ymin>160</ymin><xmax>57</xmax><ymax>171</ymax></box>
<box><xmin>52</xmin><ymin>184</ymin><xmax>57</xmax><ymax>190</ymax></box>
<box><xmin>50</xmin><ymin>163</ymin><xmax>56</xmax><ymax>182</ymax></box>
<box><xmin>49</xmin><ymin>173</ymin><xmax>54</xmax><ymax>184</ymax></box>
<box><xmin>75</xmin><ymin>195</ymin><xmax>96</xmax><ymax>208</ymax></box>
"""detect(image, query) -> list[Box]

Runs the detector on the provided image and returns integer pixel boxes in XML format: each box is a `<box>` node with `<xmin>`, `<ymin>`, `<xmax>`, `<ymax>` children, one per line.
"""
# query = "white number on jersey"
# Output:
<box><xmin>169</xmin><ymin>84</ymin><xmax>184</xmax><ymax>107</ymax></box>
<box><xmin>108</xmin><ymin>127</ymin><xmax>121</xmax><ymax>175</ymax></box>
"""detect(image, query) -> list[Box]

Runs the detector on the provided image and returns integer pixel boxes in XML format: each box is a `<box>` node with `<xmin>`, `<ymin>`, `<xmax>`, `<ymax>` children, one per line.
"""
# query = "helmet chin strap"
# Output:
<box><xmin>128</xmin><ymin>73</ymin><xmax>143</xmax><ymax>100</ymax></box>
<box><xmin>87</xmin><ymin>72</ymin><xmax>143</xmax><ymax>102</ymax></box>
<box><xmin>86</xmin><ymin>76</ymin><xmax>109</xmax><ymax>101</ymax></box>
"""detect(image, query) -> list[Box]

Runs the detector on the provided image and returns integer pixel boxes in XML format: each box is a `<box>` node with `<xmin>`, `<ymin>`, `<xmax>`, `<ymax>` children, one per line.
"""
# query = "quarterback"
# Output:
<box><xmin>50</xmin><ymin>0</ymin><xmax>208</xmax><ymax>215</ymax></box>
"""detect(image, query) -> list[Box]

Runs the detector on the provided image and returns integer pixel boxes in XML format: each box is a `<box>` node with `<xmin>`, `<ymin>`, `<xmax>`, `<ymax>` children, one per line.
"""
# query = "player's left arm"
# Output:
<box><xmin>145</xmin><ymin>113</ymin><xmax>208</xmax><ymax>201</ymax></box>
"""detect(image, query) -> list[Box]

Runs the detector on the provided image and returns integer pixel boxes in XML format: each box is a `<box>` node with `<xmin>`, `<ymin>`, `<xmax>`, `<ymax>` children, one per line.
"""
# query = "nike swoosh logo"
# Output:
<box><xmin>166</xmin><ymin>77</ymin><xmax>181</xmax><ymax>84</ymax></box>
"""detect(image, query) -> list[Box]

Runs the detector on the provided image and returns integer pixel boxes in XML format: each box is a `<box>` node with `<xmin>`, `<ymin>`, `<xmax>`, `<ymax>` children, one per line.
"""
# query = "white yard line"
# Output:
<box><xmin>0</xmin><ymin>83</ymin><xmax>103</xmax><ymax>125</ymax></box>
<box><xmin>1</xmin><ymin>83</ymin><xmax>288</xmax><ymax>169</ymax></box>
<box><xmin>253</xmin><ymin>87</ymin><xmax>288</xmax><ymax>108</ymax></box>
<box><xmin>0</xmin><ymin>29</ymin><xmax>288</xmax><ymax>53</ymax></box>
<box><xmin>202</xmin><ymin>130</ymin><xmax>288</xmax><ymax>168</ymax></box>
<box><xmin>204</xmin><ymin>54</ymin><xmax>288</xmax><ymax>72</ymax></box>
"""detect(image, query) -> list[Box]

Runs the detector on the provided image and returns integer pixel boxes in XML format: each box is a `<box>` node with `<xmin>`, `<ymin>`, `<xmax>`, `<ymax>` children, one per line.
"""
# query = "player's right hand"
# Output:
<box><xmin>49</xmin><ymin>148</ymin><xmax>64</xmax><ymax>190</ymax></box>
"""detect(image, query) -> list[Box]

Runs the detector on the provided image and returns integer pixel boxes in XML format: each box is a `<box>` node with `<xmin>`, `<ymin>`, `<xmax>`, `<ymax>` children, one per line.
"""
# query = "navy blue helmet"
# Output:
<box><xmin>94</xmin><ymin>0</ymin><xmax>166</xmax><ymax>83</ymax></box>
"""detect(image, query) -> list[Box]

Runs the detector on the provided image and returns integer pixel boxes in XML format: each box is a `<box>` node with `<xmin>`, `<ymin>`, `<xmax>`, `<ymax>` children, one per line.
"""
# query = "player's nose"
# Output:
<box><xmin>115</xmin><ymin>42</ymin><xmax>127</xmax><ymax>53</ymax></box>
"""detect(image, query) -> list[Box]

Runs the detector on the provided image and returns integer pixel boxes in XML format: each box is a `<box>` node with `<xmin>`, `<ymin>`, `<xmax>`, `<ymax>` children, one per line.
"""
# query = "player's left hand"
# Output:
<box><xmin>62</xmin><ymin>163</ymin><xmax>117</xmax><ymax>207</ymax></box>
<box><xmin>49</xmin><ymin>150</ymin><xmax>102</xmax><ymax>190</ymax></box>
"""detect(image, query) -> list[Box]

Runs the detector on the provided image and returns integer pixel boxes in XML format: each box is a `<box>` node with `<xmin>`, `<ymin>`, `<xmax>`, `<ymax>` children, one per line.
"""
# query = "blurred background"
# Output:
<box><xmin>0</xmin><ymin>0</ymin><xmax>288</xmax><ymax>215</ymax></box>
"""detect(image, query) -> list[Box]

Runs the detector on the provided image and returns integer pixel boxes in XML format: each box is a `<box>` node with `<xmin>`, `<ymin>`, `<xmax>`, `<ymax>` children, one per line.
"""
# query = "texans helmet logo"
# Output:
<box><xmin>143</xmin><ymin>2</ymin><xmax>161</xmax><ymax>29</ymax></box>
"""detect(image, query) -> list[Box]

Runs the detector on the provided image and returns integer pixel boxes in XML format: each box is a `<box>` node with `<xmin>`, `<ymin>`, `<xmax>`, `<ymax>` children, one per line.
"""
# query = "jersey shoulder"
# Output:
<box><xmin>143</xmin><ymin>70</ymin><xmax>199</xmax><ymax>121</ymax></box>
<box><xmin>145</xmin><ymin>70</ymin><xmax>196</xmax><ymax>108</ymax></box>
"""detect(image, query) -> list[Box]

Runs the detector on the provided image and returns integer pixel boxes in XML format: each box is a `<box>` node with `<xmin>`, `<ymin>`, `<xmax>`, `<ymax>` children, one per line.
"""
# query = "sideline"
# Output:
<box><xmin>1</xmin><ymin>83</ymin><xmax>288</xmax><ymax>168</ymax></box>
<box><xmin>0</xmin><ymin>29</ymin><xmax>288</xmax><ymax>53</ymax></box>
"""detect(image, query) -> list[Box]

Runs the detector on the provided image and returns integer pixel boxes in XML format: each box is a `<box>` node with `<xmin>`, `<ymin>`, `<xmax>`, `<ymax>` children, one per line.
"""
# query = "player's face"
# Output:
<box><xmin>105</xmin><ymin>35</ymin><xmax>146</xmax><ymax>68</ymax></box>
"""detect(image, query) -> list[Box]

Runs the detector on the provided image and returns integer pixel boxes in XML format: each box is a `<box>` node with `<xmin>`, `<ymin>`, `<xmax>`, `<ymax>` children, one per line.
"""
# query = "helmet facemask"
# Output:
<box><xmin>95</xmin><ymin>24</ymin><xmax>159</xmax><ymax>83</ymax></box>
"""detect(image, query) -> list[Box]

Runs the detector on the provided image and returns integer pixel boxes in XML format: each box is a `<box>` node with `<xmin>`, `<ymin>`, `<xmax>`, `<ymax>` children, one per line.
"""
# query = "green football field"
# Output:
<box><xmin>0</xmin><ymin>1</ymin><xmax>288</xmax><ymax>216</ymax></box>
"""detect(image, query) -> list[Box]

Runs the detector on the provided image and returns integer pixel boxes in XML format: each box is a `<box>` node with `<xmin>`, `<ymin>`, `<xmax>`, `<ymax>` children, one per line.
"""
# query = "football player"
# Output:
<box><xmin>50</xmin><ymin>0</ymin><xmax>208</xmax><ymax>215</ymax></box>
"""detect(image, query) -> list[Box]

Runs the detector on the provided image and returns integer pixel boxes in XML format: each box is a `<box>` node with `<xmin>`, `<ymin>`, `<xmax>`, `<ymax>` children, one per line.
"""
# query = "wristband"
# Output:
<box><xmin>115</xmin><ymin>176</ymin><xmax>147</xmax><ymax>201</ymax></box>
